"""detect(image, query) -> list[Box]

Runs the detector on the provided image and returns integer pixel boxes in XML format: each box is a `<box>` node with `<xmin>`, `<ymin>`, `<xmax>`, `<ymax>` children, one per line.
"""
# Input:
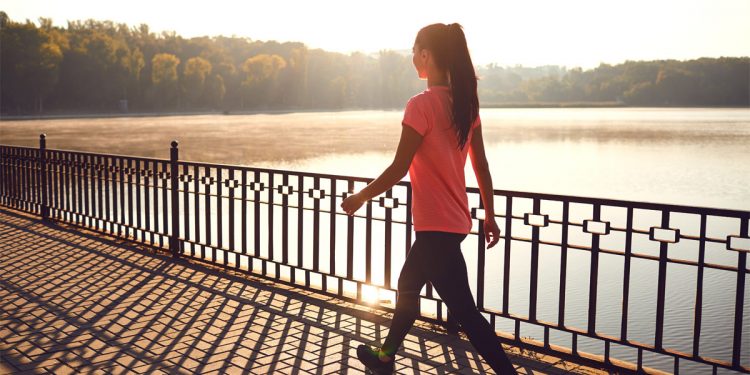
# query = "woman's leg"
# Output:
<box><xmin>379</xmin><ymin>234</ymin><xmax>430</xmax><ymax>356</ymax></box>
<box><xmin>424</xmin><ymin>233</ymin><xmax>517</xmax><ymax>375</ymax></box>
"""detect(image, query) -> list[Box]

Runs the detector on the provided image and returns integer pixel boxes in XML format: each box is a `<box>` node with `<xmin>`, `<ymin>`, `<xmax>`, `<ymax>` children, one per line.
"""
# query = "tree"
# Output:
<box><xmin>205</xmin><ymin>74</ymin><xmax>226</xmax><ymax>109</ymax></box>
<box><xmin>126</xmin><ymin>48</ymin><xmax>145</xmax><ymax>102</ymax></box>
<box><xmin>2</xmin><ymin>13</ymin><xmax>747</xmax><ymax>114</ymax></box>
<box><xmin>151</xmin><ymin>53</ymin><xmax>181</xmax><ymax>109</ymax></box>
<box><xmin>0</xmin><ymin>16</ymin><xmax>64</xmax><ymax>113</ymax></box>
<box><xmin>182</xmin><ymin>56</ymin><xmax>212</xmax><ymax>108</ymax></box>
<box><xmin>241</xmin><ymin>54</ymin><xmax>287</xmax><ymax>108</ymax></box>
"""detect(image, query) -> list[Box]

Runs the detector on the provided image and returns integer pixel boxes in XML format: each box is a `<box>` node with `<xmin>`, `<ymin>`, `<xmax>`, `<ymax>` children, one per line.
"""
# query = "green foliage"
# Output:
<box><xmin>241</xmin><ymin>54</ymin><xmax>286</xmax><ymax>107</ymax></box>
<box><xmin>1</xmin><ymin>15</ymin><xmax>64</xmax><ymax>113</ymax></box>
<box><xmin>151</xmin><ymin>53</ymin><xmax>181</xmax><ymax>108</ymax></box>
<box><xmin>182</xmin><ymin>56</ymin><xmax>212</xmax><ymax>108</ymax></box>
<box><xmin>1</xmin><ymin>14</ymin><xmax>747</xmax><ymax>115</ymax></box>
<box><xmin>478</xmin><ymin>59</ymin><xmax>749</xmax><ymax>106</ymax></box>
<box><xmin>151</xmin><ymin>53</ymin><xmax>180</xmax><ymax>84</ymax></box>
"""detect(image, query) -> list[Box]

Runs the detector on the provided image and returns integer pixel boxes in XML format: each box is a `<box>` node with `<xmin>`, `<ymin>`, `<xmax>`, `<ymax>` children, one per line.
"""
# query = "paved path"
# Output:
<box><xmin>0</xmin><ymin>207</ymin><xmax>603</xmax><ymax>374</ymax></box>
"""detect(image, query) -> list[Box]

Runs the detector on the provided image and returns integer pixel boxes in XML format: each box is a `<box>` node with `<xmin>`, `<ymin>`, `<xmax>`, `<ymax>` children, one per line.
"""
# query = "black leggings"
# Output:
<box><xmin>381</xmin><ymin>231</ymin><xmax>517</xmax><ymax>374</ymax></box>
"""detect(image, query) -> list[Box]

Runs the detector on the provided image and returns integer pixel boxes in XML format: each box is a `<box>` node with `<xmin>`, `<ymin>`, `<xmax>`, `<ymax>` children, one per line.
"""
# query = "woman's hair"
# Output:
<box><xmin>415</xmin><ymin>23</ymin><xmax>478</xmax><ymax>150</ymax></box>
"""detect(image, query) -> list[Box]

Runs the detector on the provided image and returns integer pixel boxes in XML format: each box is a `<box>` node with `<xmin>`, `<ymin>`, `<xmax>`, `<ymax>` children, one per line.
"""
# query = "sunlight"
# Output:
<box><xmin>360</xmin><ymin>284</ymin><xmax>379</xmax><ymax>304</ymax></box>
<box><xmin>361</xmin><ymin>284</ymin><xmax>392</xmax><ymax>305</ymax></box>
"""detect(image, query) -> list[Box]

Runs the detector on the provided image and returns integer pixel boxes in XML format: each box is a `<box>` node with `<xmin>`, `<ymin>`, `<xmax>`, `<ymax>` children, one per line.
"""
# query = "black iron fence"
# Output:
<box><xmin>1</xmin><ymin>135</ymin><xmax>749</xmax><ymax>374</ymax></box>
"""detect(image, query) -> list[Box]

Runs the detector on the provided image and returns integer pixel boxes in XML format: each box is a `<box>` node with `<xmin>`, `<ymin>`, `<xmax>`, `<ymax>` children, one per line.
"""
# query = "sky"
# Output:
<box><xmin>2</xmin><ymin>0</ymin><xmax>749</xmax><ymax>68</ymax></box>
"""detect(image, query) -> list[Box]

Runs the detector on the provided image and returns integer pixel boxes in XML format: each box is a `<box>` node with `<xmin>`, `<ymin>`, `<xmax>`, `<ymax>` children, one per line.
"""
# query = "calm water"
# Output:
<box><xmin>2</xmin><ymin>108</ymin><xmax>748</xmax><ymax>210</ymax></box>
<box><xmin>2</xmin><ymin>108</ymin><xmax>749</xmax><ymax>373</ymax></box>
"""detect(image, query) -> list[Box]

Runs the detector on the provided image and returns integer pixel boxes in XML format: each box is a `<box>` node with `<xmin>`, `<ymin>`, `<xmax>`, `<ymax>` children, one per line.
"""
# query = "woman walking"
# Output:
<box><xmin>340</xmin><ymin>23</ymin><xmax>517</xmax><ymax>375</ymax></box>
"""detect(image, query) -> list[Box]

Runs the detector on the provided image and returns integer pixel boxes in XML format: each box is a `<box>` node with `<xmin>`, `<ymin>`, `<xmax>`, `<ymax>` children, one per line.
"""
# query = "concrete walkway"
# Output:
<box><xmin>0</xmin><ymin>207</ymin><xmax>604</xmax><ymax>374</ymax></box>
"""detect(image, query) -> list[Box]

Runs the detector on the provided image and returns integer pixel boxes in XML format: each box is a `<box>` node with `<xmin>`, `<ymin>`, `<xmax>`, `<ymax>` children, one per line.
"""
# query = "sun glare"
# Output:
<box><xmin>361</xmin><ymin>285</ymin><xmax>380</xmax><ymax>305</ymax></box>
<box><xmin>361</xmin><ymin>285</ymin><xmax>394</xmax><ymax>306</ymax></box>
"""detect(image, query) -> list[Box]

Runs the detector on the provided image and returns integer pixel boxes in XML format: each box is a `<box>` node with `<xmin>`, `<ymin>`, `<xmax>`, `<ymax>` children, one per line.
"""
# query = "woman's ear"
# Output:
<box><xmin>420</xmin><ymin>49</ymin><xmax>430</xmax><ymax>62</ymax></box>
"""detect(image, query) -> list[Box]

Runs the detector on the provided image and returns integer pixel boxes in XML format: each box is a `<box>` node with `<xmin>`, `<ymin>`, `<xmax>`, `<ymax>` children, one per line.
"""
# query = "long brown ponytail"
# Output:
<box><xmin>415</xmin><ymin>23</ymin><xmax>479</xmax><ymax>149</ymax></box>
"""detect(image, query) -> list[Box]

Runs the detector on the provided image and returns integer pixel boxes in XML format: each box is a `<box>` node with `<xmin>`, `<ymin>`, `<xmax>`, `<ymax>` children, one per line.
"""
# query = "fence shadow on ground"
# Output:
<box><xmin>0</xmin><ymin>207</ymin><xmax>591</xmax><ymax>374</ymax></box>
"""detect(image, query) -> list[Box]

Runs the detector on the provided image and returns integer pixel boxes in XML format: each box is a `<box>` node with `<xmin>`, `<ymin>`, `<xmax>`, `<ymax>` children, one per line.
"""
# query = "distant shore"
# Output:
<box><xmin>2</xmin><ymin>103</ymin><xmax>748</xmax><ymax>121</ymax></box>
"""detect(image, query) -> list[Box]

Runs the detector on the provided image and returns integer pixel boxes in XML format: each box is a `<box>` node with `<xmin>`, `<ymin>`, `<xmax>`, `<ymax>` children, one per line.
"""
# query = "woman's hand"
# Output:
<box><xmin>484</xmin><ymin>217</ymin><xmax>501</xmax><ymax>249</ymax></box>
<box><xmin>341</xmin><ymin>193</ymin><xmax>366</xmax><ymax>216</ymax></box>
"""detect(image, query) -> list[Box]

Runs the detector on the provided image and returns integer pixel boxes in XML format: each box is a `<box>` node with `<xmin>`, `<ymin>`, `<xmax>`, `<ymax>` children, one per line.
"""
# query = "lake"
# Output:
<box><xmin>2</xmin><ymin>107</ymin><xmax>749</xmax><ymax>373</ymax></box>
<box><xmin>2</xmin><ymin>108</ymin><xmax>748</xmax><ymax>210</ymax></box>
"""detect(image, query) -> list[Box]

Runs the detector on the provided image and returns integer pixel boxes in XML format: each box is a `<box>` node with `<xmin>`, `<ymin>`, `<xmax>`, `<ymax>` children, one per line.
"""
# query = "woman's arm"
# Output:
<box><xmin>340</xmin><ymin>125</ymin><xmax>423</xmax><ymax>215</ymax></box>
<box><xmin>468</xmin><ymin>126</ymin><xmax>501</xmax><ymax>248</ymax></box>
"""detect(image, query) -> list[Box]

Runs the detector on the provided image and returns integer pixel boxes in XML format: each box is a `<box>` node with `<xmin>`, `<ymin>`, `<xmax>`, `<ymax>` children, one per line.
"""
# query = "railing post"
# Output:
<box><xmin>169</xmin><ymin>140</ymin><xmax>180</xmax><ymax>258</ymax></box>
<box><xmin>39</xmin><ymin>134</ymin><xmax>49</xmax><ymax>221</ymax></box>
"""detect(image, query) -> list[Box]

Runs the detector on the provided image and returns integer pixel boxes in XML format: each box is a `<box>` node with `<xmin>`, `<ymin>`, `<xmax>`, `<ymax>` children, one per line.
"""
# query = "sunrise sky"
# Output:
<box><xmin>2</xmin><ymin>0</ymin><xmax>749</xmax><ymax>68</ymax></box>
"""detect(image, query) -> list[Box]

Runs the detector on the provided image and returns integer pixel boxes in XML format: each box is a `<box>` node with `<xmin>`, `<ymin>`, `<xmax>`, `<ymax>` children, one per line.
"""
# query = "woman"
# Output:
<box><xmin>341</xmin><ymin>23</ymin><xmax>517</xmax><ymax>375</ymax></box>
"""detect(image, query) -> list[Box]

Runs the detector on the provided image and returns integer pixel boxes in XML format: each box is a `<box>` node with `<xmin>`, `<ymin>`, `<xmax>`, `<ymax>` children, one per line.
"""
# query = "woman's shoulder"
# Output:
<box><xmin>408</xmin><ymin>90</ymin><xmax>428</xmax><ymax>103</ymax></box>
<box><xmin>406</xmin><ymin>89</ymin><xmax>437</xmax><ymax>109</ymax></box>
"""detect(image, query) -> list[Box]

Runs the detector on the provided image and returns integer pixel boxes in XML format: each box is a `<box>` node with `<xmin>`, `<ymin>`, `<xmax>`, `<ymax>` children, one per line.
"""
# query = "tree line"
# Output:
<box><xmin>477</xmin><ymin>59</ymin><xmax>749</xmax><ymax>106</ymax></box>
<box><xmin>1</xmin><ymin>13</ymin><xmax>748</xmax><ymax>115</ymax></box>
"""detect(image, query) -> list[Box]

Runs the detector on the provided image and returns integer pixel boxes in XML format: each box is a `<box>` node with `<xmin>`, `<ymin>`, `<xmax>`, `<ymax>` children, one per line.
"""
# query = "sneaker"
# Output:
<box><xmin>356</xmin><ymin>344</ymin><xmax>395</xmax><ymax>374</ymax></box>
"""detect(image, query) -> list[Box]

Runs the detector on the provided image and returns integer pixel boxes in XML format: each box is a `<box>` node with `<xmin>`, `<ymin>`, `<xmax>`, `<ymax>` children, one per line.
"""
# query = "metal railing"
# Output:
<box><xmin>1</xmin><ymin>135</ymin><xmax>748</xmax><ymax>374</ymax></box>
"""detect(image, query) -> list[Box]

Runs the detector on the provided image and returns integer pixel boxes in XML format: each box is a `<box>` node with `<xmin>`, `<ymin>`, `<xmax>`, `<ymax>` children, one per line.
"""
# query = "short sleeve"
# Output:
<box><xmin>402</xmin><ymin>97</ymin><xmax>429</xmax><ymax>136</ymax></box>
<box><xmin>472</xmin><ymin>113</ymin><xmax>481</xmax><ymax>130</ymax></box>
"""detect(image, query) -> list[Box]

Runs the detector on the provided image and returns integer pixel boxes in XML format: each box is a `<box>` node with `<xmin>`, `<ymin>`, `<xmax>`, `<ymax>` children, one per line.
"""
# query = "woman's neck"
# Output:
<box><xmin>427</xmin><ymin>79</ymin><xmax>449</xmax><ymax>88</ymax></box>
<box><xmin>426</xmin><ymin>68</ymin><xmax>449</xmax><ymax>88</ymax></box>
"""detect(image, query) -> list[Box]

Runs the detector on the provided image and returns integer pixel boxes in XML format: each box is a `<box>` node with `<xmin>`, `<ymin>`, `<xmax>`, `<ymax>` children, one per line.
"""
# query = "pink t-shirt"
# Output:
<box><xmin>402</xmin><ymin>85</ymin><xmax>480</xmax><ymax>234</ymax></box>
